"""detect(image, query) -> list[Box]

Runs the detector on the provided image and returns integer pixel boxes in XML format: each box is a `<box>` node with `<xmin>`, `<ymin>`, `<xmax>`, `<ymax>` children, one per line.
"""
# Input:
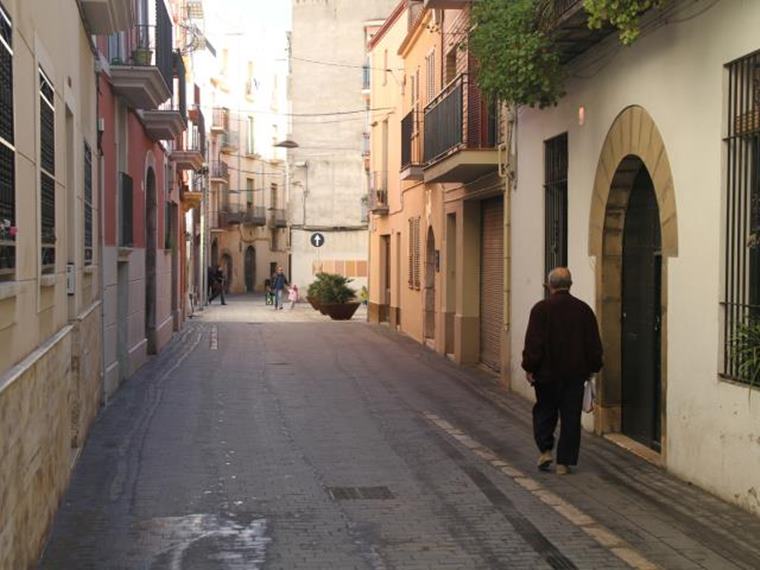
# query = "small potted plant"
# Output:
<box><xmin>132</xmin><ymin>46</ymin><xmax>153</xmax><ymax>66</ymax></box>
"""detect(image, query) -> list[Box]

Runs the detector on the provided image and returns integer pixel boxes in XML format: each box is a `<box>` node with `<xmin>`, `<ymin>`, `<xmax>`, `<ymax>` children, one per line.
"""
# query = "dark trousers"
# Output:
<box><xmin>532</xmin><ymin>380</ymin><xmax>585</xmax><ymax>466</ymax></box>
<box><xmin>209</xmin><ymin>281</ymin><xmax>226</xmax><ymax>304</ymax></box>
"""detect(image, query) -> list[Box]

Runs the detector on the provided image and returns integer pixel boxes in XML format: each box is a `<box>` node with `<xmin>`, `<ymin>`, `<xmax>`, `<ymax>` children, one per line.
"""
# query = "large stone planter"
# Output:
<box><xmin>321</xmin><ymin>302</ymin><xmax>361</xmax><ymax>321</ymax></box>
<box><xmin>306</xmin><ymin>296</ymin><xmax>321</xmax><ymax>311</ymax></box>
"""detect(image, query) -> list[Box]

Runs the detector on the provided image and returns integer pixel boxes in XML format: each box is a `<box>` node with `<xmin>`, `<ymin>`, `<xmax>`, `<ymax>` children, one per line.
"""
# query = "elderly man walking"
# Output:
<box><xmin>522</xmin><ymin>267</ymin><xmax>603</xmax><ymax>475</ymax></box>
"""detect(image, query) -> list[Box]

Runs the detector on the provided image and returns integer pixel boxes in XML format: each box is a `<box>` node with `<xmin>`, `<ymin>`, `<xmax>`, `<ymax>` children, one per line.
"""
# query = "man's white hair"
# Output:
<box><xmin>548</xmin><ymin>267</ymin><xmax>572</xmax><ymax>290</ymax></box>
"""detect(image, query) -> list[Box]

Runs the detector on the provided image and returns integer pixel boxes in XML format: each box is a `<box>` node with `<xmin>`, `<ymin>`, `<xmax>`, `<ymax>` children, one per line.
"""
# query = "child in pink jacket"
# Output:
<box><xmin>288</xmin><ymin>284</ymin><xmax>299</xmax><ymax>309</ymax></box>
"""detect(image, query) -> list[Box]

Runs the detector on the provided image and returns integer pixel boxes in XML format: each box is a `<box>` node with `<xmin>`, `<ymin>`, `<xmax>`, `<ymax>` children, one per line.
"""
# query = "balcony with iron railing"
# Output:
<box><xmin>220</xmin><ymin>130</ymin><xmax>239</xmax><ymax>154</ymax></box>
<box><xmin>171</xmin><ymin>106</ymin><xmax>205</xmax><ymax>171</ymax></box>
<box><xmin>211</xmin><ymin>107</ymin><xmax>230</xmax><ymax>134</ymax></box>
<box><xmin>543</xmin><ymin>0</ymin><xmax>615</xmax><ymax>64</ymax></box>
<box><xmin>106</xmin><ymin>0</ymin><xmax>173</xmax><ymax>110</ymax></box>
<box><xmin>369</xmin><ymin>171</ymin><xmax>389</xmax><ymax>215</ymax></box>
<box><xmin>142</xmin><ymin>51</ymin><xmax>187</xmax><ymax>141</ymax></box>
<box><xmin>423</xmin><ymin>73</ymin><xmax>499</xmax><ymax>183</ymax></box>
<box><xmin>81</xmin><ymin>0</ymin><xmax>133</xmax><ymax>34</ymax></box>
<box><xmin>269</xmin><ymin>208</ymin><xmax>287</xmax><ymax>228</ymax></box>
<box><xmin>219</xmin><ymin>202</ymin><xmax>267</xmax><ymax>226</ymax></box>
<box><xmin>400</xmin><ymin>109</ymin><xmax>424</xmax><ymax>180</ymax></box>
<box><xmin>209</xmin><ymin>161</ymin><xmax>229</xmax><ymax>184</ymax></box>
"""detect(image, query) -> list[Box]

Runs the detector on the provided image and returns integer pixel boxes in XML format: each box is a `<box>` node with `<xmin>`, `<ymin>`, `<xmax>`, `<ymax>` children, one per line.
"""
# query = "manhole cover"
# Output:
<box><xmin>327</xmin><ymin>486</ymin><xmax>394</xmax><ymax>501</ymax></box>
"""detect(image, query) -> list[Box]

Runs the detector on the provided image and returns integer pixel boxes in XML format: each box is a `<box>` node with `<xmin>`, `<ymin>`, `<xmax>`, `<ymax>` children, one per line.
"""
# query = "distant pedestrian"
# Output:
<box><xmin>271</xmin><ymin>266</ymin><xmax>289</xmax><ymax>310</ymax></box>
<box><xmin>264</xmin><ymin>278</ymin><xmax>274</xmax><ymax>306</ymax></box>
<box><xmin>206</xmin><ymin>265</ymin><xmax>215</xmax><ymax>303</ymax></box>
<box><xmin>522</xmin><ymin>267</ymin><xmax>603</xmax><ymax>475</ymax></box>
<box><xmin>209</xmin><ymin>264</ymin><xmax>227</xmax><ymax>305</ymax></box>
<box><xmin>288</xmin><ymin>284</ymin><xmax>299</xmax><ymax>310</ymax></box>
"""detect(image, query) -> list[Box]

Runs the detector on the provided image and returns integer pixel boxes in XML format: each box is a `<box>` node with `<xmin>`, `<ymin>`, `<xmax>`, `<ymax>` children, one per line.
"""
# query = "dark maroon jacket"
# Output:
<box><xmin>521</xmin><ymin>290</ymin><xmax>603</xmax><ymax>383</ymax></box>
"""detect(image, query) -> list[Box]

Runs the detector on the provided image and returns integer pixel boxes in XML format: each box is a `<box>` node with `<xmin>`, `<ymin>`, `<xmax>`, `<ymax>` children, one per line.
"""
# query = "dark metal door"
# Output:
<box><xmin>622</xmin><ymin>168</ymin><xmax>662</xmax><ymax>451</ymax></box>
<box><xmin>245</xmin><ymin>246</ymin><xmax>256</xmax><ymax>293</ymax></box>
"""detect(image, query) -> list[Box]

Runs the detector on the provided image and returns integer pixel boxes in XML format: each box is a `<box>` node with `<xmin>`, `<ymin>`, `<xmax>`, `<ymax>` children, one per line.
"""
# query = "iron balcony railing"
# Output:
<box><xmin>119</xmin><ymin>172</ymin><xmax>133</xmax><ymax>247</ymax></box>
<box><xmin>220</xmin><ymin>130</ymin><xmax>239</xmax><ymax>153</ymax></box>
<box><xmin>188</xmin><ymin>105</ymin><xmax>206</xmax><ymax>154</ymax></box>
<box><xmin>244</xmin><ymin>205</ymin><xmax>267</xmax><ymax>225</ymax></box>
<box><xmin>401</xmin><ymin>109</ymin><xmax>423</xmax><ymax>169</ymax></box>
<box><xmin>211</xmin><ymin>107</ymin><xmax>230</xmax><ymax>132</ymax></box>
<box><xmin>106</xmin><ymin>0</ymin><xmax>174</xmax><ymax>92</ymax></box>
<box><xmin>269</xmin><ymin>208</ymin><xmax>287</xmax><ymax>227</ymax></box>
<box><xmin>423</xmin><ymin>73</ymin><xmax>497</xmax><ymax>164</ymax></box>
<box><xmin>209</xmin><ymin>161</ymin><xmax>229</xmax><ymax>182</ymax></box>
<box><xmin>370</xmin><ymin>171</ymin><xmax>389</xmax><ymax>214</ymax></box>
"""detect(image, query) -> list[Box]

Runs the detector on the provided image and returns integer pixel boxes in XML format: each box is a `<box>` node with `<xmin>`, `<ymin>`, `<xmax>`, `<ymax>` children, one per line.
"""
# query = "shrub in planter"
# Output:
<box><xmin>307</xmin><ymin>272</ymin><xmax>359</xmax><ymax>320</ymax></box>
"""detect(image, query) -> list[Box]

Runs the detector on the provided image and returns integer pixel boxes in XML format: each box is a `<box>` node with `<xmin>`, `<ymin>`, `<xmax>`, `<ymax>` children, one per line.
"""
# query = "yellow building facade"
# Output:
<box><xmin>368</xmin><ymin>1</ymin><xmax>509</xmax><ymax>378</ymax></box>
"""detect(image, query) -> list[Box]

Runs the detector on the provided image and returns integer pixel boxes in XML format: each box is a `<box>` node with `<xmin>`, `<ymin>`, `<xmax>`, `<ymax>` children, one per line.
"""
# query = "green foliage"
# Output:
<box><xmin>307</xmin><ymin>272</ymin><xmax>357</xmax><ymax>305</ymax></box>
<box><xmin>731</xmin><ymin>319</ymin><xmax>760</xmax><ymax>394</ymax></box>
<box><xmin>584</xmin><ymin>0</ymin><xmax>666</xmax><ymax>45</ymax></box>
<box><xmin>470</xmin><ymin>0</ymin><xmax>564</xmax><ymax>108</ymax></box>
<box><xmin>469</xmin><ymin>0</ymin><xmax>667</xmax><ymax>107</ymax></box>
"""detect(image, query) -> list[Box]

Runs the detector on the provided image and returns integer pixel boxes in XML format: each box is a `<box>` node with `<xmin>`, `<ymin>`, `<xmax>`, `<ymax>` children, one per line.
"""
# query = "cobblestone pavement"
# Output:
<box><xmin>40</xmin><ymin>296</ymin><xmax>760</xmax><ymax>569</ymax></box>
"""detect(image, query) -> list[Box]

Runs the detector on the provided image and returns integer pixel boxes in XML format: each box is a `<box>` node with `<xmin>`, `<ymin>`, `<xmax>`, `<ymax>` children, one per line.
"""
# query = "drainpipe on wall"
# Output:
<box><xmin>501</xmin><ymin>104</ymin><xmax>517</xmax><ymax>391</ymax></box>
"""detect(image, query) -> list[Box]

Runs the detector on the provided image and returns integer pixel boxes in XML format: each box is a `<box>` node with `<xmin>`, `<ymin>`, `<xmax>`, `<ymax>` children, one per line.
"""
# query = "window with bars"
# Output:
<box><xmin>84</xmin><ymin>143</ymin><xmax>93</xmax><ymax>264</ymax></box>
<box><xmin>408</xmin><ymin>216</ymin><xmax>420</xmax><ymax>290</ymax></box>
<box><xmin>0</xmin><ymin>2</ymin><xmax>14</xmax><ymax>279</ymax></box>
<box><xmin>39</xmin><ymin>68</ymin><xmax>55</xmax><ymax>272</ymax></box>
<box><xmin>544</xmin><ymin>133</ymin><xmax>568</xmax><ymax>283</ymax></box>
<box><xmin>722</xmin><ymin>51</ymin><xmax>760</xmax><ymax>385</ymax></box>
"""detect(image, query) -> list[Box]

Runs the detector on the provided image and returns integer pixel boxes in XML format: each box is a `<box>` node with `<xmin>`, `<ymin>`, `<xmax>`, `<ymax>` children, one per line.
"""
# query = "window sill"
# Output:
<box><xmin>40</xmin><ymin>274</ymin><xmax>56</xmax><ymax>288</ymax></box>
<box><xmin>84</xmin><ymin>264</ymin><xmax>97</xmax><ymax>274</ymax></box>
<box><xmin>0</xmin><ymin>281</ymin><xmax>18</xmax><ymax>301</ymax></box>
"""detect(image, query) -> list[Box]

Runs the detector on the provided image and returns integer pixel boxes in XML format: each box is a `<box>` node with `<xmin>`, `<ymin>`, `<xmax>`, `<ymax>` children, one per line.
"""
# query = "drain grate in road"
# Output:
<box><xmin>327</xmin><ymin>486</ymin><xmax>394</xmax><ymax>501</ymax></box>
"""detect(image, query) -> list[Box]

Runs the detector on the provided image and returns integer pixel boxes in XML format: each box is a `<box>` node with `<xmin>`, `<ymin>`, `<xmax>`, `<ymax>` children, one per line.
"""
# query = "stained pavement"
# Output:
<box><xmin>38</xmin><ymin>296</ymin><xmax>760</xmax><ymax>569</ymax></box>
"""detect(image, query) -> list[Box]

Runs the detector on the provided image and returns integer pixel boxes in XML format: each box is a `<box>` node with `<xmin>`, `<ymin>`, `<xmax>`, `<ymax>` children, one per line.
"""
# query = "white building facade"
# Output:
<box><xmin>287</xmin><ymin>0</ymin><xmax>398</xmax><ymax>292</ymax></box>
<box><xmin>508</xmin><ymin>1</ymin><xmax>760</xmax><ymax>514</ymax></box>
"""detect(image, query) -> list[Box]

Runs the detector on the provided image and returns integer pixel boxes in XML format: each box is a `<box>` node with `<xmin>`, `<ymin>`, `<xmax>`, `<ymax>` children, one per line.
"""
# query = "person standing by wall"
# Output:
<box><xmin>522</xmin><ymin>267</ymin><xmax>603</xmax><ymax>475</ymax></box>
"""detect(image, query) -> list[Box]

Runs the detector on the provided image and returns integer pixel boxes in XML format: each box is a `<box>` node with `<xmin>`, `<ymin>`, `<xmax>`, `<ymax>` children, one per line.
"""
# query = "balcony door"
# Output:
<box><xmin>245</xmin><ymin>246</ymin><xmax>256</xmax><ymax>293</ymax></box>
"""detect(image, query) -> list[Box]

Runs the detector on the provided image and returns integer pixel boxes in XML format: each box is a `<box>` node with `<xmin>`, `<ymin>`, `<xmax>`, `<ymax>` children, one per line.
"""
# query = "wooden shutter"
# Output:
<box><xmin>480</xmin><ymin>196</ymin><xmax>504</xmax><ymax>371</ymax></box>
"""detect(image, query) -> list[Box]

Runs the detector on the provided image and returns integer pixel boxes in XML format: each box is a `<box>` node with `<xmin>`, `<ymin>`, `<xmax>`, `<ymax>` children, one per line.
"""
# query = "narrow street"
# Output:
<box><xmin>40</xmin><ymin>297</ymin><xmax>760</xmax><ymax>570</ymax></box>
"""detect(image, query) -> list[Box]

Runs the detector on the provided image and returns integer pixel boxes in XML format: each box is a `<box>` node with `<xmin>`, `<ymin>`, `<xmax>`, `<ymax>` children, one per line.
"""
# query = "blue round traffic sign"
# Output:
<box><xmin>310</xmin><ymin>233</ymin><xmax>325</xmax><ymax>248</ymax></box>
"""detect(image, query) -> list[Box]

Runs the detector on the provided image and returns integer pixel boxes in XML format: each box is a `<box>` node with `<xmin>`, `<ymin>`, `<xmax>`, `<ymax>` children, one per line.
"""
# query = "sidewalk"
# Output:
<box><xmin>195</xmin><ymin>294</ymin><xmax>368</xmax><ymax>323</ymax></box>
<box><xmin>367</xmin><ymin>323</ymin><xmax>760</xmax><ymax>569</ymax></box>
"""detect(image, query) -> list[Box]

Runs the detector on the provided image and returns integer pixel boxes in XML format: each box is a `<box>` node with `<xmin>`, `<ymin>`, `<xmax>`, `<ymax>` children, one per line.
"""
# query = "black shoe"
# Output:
<box><xmin>222</xmin><ymin>302</ymin><xmax>227</xmax><ymax>305</ymax></box>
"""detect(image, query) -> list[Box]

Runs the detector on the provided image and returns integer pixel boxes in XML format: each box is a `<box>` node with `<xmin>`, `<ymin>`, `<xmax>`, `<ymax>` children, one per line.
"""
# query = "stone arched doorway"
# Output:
<box><xmin>145</xmin><ymin>167</ymin><xmax>157</xmax><ymax>355</ymax></box>
<box><xmin>588</xmin><ymin>106</ymin><xmax>678</xmax><ymax>454</ymax></box>
<box><xmin>424</xmin><ymin>227</ymin><xmax>436</xmax><ymax>341</ymax></box>
<box><xmin>245</xmin><ymin>246</ymin><xmax>256</xmax><ymax>293</ymax></box>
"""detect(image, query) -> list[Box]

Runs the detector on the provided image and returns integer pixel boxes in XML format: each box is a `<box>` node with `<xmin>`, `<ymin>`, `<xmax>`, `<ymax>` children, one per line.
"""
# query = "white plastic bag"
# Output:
<box><xmin>582</xmin><ymin>379</ymin><xmax>596</xmax><ymax>413</ymax></box>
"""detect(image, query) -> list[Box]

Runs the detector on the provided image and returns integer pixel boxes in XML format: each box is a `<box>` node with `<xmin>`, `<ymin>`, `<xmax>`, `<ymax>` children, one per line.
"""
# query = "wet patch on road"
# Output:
<box><xmin>137</xmin><ymin>513</ymin><xmax>270</xmax><ymax>569</ymax></box>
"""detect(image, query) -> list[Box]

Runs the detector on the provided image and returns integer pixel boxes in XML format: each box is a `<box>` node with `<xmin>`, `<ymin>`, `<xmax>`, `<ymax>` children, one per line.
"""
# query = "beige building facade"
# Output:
<box><xmin>0</xmin><ymin>0</ymin><xmax>122</xmax><ymax>566</ymax></box>
<box><xmin>203</xmin><ymin>15</ymin><xmax>289</xmax><ymax>294</ymax></box>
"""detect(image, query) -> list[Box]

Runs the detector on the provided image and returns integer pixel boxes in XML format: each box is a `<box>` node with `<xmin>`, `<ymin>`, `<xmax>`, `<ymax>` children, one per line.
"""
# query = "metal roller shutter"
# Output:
<box><xmin>480</xmin><ymin>196</ymin><xmax>504</xmax><ymax>371</ymax></box>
